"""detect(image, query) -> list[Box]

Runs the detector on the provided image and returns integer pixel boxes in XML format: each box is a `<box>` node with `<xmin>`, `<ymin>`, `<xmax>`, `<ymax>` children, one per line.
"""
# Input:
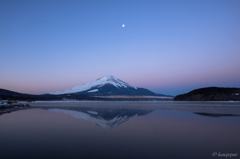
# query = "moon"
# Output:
<box><xmin>122</xmin><ymin>24</ymin><xmax>125</xmax><ymax>27</ymax></box>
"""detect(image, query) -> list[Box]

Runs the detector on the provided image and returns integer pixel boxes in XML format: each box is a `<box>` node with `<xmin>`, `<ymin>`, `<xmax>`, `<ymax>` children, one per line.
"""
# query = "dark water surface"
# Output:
<box><xmin>0</xmin><ymin>104</ymin><xmax>240</xmax><ymax>159</ymax></box>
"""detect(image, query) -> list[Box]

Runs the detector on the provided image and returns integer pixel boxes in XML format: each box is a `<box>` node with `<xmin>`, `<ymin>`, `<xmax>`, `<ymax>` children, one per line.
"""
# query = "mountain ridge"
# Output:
<box><xmin>50</xmin><ymin>75</ymin><xmax>163</xmax><ymax>96</ymax></box>
<box><xmin>0</xmin><ymin>88</ymin><xmax>172</xmax><ymax>101</ymax></box>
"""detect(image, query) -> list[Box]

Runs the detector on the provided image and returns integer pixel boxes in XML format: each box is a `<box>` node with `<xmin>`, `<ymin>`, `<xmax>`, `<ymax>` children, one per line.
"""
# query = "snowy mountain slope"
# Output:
<box><xmin>49</xmin><ymin>75</ymin><xmax>160</xmax><ymax>96</ymax></box>
<box><xmin>50</xmin><ymin>75</ymin><xmax>138</xmax><ymax>95</ymax></box>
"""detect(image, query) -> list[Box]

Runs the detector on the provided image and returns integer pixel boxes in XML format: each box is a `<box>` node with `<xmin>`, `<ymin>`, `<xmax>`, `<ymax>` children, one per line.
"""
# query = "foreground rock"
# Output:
<box><xmin>174</xmin><ymin>87</ymin><xmax>240</xmax><ymax>101</ymax></box>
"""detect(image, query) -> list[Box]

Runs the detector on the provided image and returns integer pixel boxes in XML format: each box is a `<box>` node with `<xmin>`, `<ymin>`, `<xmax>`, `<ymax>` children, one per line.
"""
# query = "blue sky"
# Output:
<box><xmin>0</xmin><ymin>0</ymin><xmax>240</xmax><ymax>96</ymax></box>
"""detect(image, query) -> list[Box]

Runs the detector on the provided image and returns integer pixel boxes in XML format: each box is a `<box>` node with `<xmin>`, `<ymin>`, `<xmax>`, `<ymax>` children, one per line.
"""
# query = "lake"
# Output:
<box><xmin>0</xmin><ymin>101</ymin><xmax>240</xmax><ymax>159</ymax></box>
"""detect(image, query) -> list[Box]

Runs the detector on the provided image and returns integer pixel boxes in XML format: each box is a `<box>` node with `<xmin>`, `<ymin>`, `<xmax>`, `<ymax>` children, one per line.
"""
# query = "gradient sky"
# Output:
<box><xmin>0</xmin><ymin>0</ymin><xmax>240</xmax><ymax>96</ymax></box>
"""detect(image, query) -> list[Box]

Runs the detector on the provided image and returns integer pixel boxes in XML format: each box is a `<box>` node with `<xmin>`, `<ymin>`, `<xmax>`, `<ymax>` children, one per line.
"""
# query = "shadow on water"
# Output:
<box><xmin>194</xmin><ymin>112</ymin><xmax>240</xmax><ymax>117</ymax></box>
<box><xmin>0</xmin><ymin>107</ymin><xmax>27</xmax><ymax>116</ymax></box>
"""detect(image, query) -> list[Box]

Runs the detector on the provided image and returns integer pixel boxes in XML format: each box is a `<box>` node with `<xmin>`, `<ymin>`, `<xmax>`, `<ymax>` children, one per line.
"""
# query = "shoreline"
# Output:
<box><xmin>27</xmin><ymin>101</ymin><xmax>240</xmax><ymax>115</ymax></box>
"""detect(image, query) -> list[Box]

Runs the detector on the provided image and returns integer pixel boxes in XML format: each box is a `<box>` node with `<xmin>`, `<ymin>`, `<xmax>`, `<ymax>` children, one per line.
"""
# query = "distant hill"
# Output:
<box><xmin>0</xmin><ymin>88</ymin><xmax>171</xmax><ymax>101</ymax></box>
<box><xmin>0</xmin><ymin>89</ymin><xmax>30</xmax><ymax>96</ymax></box>
<box><xmin>174</xmin><ymin>87</ymin><xmax>240</xmax><ymax>101</ymax></box>
<box><xmin>0</xmin><ymin>88</ymin><xmax>99</xmax><ymax>101</ymax></box>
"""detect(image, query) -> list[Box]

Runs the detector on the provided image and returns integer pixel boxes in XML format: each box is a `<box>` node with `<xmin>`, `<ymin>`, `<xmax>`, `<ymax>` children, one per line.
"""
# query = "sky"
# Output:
<box><xmin>0</xmin><ymin>0</ymin><xmax>240</xmax><ymax>96</ymax></box>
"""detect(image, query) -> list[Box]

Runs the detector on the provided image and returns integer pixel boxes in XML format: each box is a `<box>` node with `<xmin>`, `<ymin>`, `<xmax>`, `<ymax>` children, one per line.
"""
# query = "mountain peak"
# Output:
<box><xmin>50</xmin><ymin>75</ymin><xmax>138</xmax><ymax>95</ymax></box>
<box><xmin>97</xmin><ymin>75</ymin><xmax>137</xmax><ymax>89</ymax></box>
<box><xmin>98</xmin><ymin>75</ymin><xmax>116</xmax><ymax>81</ymax></box>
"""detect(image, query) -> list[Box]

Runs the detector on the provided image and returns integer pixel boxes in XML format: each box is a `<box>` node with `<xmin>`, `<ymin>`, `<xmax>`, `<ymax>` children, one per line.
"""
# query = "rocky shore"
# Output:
<box><xmin>0</xmin><ymin>101</ymin><xmax>30</xmax><ymax>109</ymax></box>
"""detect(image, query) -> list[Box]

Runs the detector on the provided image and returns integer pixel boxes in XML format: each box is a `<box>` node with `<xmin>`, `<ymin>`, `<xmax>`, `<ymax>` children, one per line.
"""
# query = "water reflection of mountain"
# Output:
<box><xmin>0</xmin><ymin>107</ymin><xmax>153</xmax><ymax>129</ymax></box>
<box><xmin>49</xmin><ymin>108</ymin><xmax>153</xmax><ymax>129</ymax></box>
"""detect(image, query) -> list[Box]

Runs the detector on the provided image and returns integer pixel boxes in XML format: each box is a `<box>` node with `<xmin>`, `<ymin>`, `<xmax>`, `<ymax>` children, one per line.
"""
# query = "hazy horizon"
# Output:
<box><xmin>1</xmin><ymin>0</ymin><xmax>240</xmax><ymax>96</ymax></box>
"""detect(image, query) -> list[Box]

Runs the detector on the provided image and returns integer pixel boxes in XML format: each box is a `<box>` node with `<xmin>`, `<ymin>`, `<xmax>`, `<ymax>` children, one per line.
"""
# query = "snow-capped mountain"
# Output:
<box><xmin>50</xmin><ymin>75</ymin><xmax>157</xmax><ymax>96</ymax></box>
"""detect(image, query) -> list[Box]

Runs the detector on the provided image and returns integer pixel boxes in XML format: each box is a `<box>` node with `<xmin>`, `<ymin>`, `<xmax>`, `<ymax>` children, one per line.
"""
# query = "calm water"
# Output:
<box><xmin>0</xmin><ymin>103</ymin><xmax>240</xmax><ymax>159</ymax></box>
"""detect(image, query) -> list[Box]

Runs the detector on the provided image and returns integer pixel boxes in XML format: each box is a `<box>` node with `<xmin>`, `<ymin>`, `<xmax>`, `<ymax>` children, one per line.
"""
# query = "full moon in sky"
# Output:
<box><xmin>122</xmin><ymin>24</ymin><xmax>125</xmax><ymax>27</ymax></box>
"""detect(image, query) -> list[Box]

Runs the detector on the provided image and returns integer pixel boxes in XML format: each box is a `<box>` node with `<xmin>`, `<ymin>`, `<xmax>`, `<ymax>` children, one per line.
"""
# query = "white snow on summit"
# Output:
<box><xmin>88</xmin><ymin>89</ymin><xmax>98</xmax><ymax>93</ymax></box>
<box><xmin>50</xmin><ymin>75</ymin><xmax>137</xmax><ymax>95</ymax></box>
